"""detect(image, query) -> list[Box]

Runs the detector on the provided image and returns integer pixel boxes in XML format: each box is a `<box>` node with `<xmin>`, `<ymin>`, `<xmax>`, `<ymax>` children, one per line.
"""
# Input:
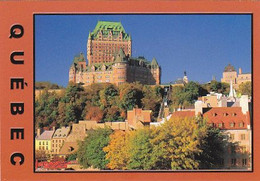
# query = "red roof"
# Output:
<box><xmin>202</xmin><ymin>107</ymin><xmax>250</xmax><ymax>130</ymax></box>
<box><xmin>171</xmin><ymin>110</ymin><xmax>195</xmax><ymax>118</ymax></box>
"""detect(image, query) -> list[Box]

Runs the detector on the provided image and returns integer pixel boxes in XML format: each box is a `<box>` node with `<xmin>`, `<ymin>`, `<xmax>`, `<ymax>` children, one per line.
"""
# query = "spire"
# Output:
<box><xmin>115</xmin><ymin>48</ymin><xmax>126</xmax><ymax>62</ymax></box>
<box><xmin>151</xmin><ymin>58</ymin><xmax>158</xmax><ymax>66</ymax></box>
<box><xmin>228</xmin><ymin>80</ymin><xmax>237</xmax><ymax>99</ymax></box>
<box><xmin>88</xmin><ymin>31</ymin><xmax>91</xmax><ymax>40</ymax></box>
<box><xmin>183</xmin><ymin>70</ymin><xmax>188</xmax><ymax>84</ymax></box>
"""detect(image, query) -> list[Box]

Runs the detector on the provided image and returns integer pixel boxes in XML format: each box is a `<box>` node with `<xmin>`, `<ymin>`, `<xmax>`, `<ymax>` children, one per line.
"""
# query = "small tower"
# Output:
<box><xmin>151</xmin><ymin>58</ymin><xmax>161</xmax><ymax>85</ymax></box>
<box><xmin>183</xmin><ymin>70</ymin><xmax>188</xmax><ymax>84</ymax></box>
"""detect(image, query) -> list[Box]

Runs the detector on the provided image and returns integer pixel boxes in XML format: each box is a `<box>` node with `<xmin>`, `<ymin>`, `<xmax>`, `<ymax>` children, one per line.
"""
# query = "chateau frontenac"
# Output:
<box><xmin>69</xmin><ymin>21</ymin><xmax>161</xmax><ymax>86</ymax></box>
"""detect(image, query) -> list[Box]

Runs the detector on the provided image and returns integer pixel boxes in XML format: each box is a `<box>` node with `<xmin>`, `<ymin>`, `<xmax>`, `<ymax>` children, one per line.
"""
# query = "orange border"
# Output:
<box><xmin>1</xmin><ymin>1</ymin><xmax>260</xmax><ymax>181</ymax></box>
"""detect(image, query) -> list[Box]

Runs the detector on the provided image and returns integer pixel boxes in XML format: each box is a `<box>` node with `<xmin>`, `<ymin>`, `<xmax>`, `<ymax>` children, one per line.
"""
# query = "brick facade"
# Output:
<box><xmin>69</xmin><ymin>21</ymin><xmax>161</xmax><ymax>86</ymax></box>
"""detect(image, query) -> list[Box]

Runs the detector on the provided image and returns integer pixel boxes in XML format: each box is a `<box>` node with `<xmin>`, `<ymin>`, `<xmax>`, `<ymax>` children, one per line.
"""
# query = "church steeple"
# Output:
<box><xmin>228</xmin><ymin>80</ymin><xmax>237</xmax><ymax>99</ymax></box>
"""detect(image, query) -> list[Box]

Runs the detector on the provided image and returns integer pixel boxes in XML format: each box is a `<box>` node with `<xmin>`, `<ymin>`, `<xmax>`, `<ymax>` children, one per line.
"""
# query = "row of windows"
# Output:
<box><xmin>231</xmin><ymin>158</ymin><xmax>248</xmax><ymax>166</ymax></box>
<box><xmin>52</xmin><ymin>144</ymin><xmax>62</xmax><ymax>148</ymax></box>
<box><xmin>212</xmin><ymin>113</ymin><xmax>237</xmax><ymax>117</ymax></box>
<box><xmin>209</xmin><ymin>122</ymin><xmax>244</xmax><ymax>128</ymax></box>
<box><xmin>229</xmin><ymin>134</ymin><xmax>246</xmax><ymax>141</ymax></box>
<box><xmin>39</xmin><ymin>146</ymin><xmax>48</xmax><ymax>150</ymax></box>
<box><xmin>52</xmin><ymin>140</ymin><xmax>63</xmax><ymax>143</ymax></box>
<box><xmin>39</xmin><ymin>141</ymin><xmax>48</xmax><ymax>145</ymax></box>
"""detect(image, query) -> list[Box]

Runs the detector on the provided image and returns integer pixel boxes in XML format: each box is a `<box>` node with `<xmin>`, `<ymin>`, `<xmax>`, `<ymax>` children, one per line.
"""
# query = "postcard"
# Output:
<box><xmin>1</xmin><ymin>0</ymin><xmax>260</xmax><ymax>181</ymax></box>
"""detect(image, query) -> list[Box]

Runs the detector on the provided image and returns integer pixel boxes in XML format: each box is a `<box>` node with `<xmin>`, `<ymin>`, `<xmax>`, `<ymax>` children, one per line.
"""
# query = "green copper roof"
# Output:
<box><xmin>115</xmin><ymin>48</ymin><xmax>127</xmax><ymax>62</ymax></box>
<box><xmin>90</xmin><ymin>21</ymin><xmax>131</xmax><ymax>40</ymax></box>
<box><xmin>73</xmin><ymin>53</ymin><xmax>85</xmax><ymax>63</ymax></box>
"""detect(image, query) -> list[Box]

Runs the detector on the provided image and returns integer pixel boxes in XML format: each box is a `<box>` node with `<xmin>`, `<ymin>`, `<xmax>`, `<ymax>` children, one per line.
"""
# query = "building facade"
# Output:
<box><xmin>221</xmin><ymin>64</ymin><xmax>251</xmax><ymax>89</ymax></box>
<box><xmin>35</xmin><ymin>129</ymin><xmax>55</xmax><ymax>154</ymax></box>
<box><xmin>51</xmin><ymin>126</ymin><xmax>70</xmax><ymax>155</ymax></box>
<box><xmin>69</xmin><ymin>21</ymin><xmax>161</xmax><ymax>86</ymax></box>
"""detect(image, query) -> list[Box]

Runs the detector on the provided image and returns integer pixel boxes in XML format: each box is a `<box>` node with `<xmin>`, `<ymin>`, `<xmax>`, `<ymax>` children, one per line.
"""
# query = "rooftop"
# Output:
<box><xmin>36</xmin><ymin>130</ymin><xmax>55</xmax><ymax>140</ymax></box>
<box><xmin>90</xmin><ymin>21</ymin><xmax>130</xmax><ymax>40</ymax></box>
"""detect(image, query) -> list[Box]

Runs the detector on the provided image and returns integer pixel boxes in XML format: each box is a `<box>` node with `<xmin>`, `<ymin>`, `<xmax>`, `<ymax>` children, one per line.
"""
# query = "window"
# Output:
<box><xmin>43</xmin><ymin>142</ymin><xmax>45</xmax><ymax>145</ymax></box>
<box><xmin>242</xmin><ymin>159</ymin><xmax>247</xmax><ymax>166</ymax></box>
<box><xmin>231</xmin><ymin>158</ymin><xmax>236</xmax><ymax>166</ymax></box>
<box><xmin>241</xmin><ymin>146</ymin><xmax>246</xmax><ymax>153</ymax></box>
<box><xmin>231</xmin><ymin>146</ymin><xmax>236</xmax><ymax>154</ymax></box>
<box><xmin>39</xmin><ymin>142</ymin><xmax>41</xmax><ymax>145</ymax></box>
<box><xmin>241</xmin><ymin>134</ymin><xmax>246</xmax><ymax>140</ymax></box>
<box><xmin>59</xmin><ymin>140</ymin><xmax>61</xmax><ymax>143</ymax></box>
<box><xmin>239</xmin><ymin>122</ymin><xmax>244</xmax><ymax>128</ymax></box>
<box><xmin>230</xmin><ymin>134</ymin><xmax>235</xmax><ymax>140</ymax></box>
<box><xmin>46</xmin><ymin>142</ymin><xmax>48</xmax><ymax>145</ymax></box>
<box><xmin>230</xmin><ymin>122</ymin><xmax>235</xmax><ymax>128</ymax></box>
<box><xmin>46</xmin><ymin>146</ymin><xmax>48</xmax><ymax>150</ymax></box>
<box><xmin>39</xmin><ymin>146</ymin><xmax>41</xmax><ymax>150</ymax></box>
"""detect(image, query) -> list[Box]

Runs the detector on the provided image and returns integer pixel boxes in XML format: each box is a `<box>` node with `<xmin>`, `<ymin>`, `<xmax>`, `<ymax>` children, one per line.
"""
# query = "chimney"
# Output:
<box><xmin>240</xmin><ymin>95</ymin><xmax>249</xmax><ymax>114</ymax></box>
<box><xmin>195</xmin><ymin>100</ymin><xmax>203</xmax><ymax>116</ymax></box>
<box><xmin>37</xmin><ymin>128</ymin><xmax>41</xmax><ymax>137</ymax></box>
<box><xmin>239</xmin><ymin>68</ymin><xmax>242</xmax><ymax>75</ymax></box>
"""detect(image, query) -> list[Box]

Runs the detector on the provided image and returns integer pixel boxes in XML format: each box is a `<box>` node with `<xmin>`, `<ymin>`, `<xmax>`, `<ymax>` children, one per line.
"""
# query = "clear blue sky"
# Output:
<box><xmin>35</xmin><ymin>14</ymin><xmax>251</xmax><ymax>87</ymax></box>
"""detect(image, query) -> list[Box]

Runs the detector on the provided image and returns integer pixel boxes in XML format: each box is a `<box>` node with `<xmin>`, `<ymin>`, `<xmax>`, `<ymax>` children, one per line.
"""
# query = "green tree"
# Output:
<box><xmin>77</xmin><ymin>127</ymin><xmax>113</xmax><ymax>169</ymax></box>
<box><xmin>119</xmin><ymin>82</ymin><xmax>144</xmax><ymax>111</ymax></box>
<box><xmin>142</xmin><ymin>85</ymin><xmax>163</xmax><ymax>121</ymax></box>
<box><xmin>35</xmin><ymin>89</ymin><xmax>59</xmax><ymax>128</ymax></box>
<box><xmin>196</xmin><ymin>127</ymin><xmax>226</xmax><ymax>169</ymax></box>
<box><xmin>238</xmin><ymin>81</ymin><xmax>252</xmax><ymax>97</ymax></box>
<box><xmin>127</xmin><ymin>128</ymin><xmax>154</xmax><ymax>170</ymax></box>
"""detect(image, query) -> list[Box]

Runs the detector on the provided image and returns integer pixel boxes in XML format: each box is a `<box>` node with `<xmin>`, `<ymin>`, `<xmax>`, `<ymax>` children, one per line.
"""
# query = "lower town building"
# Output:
<box><xmin>57</xmin><ymin>108</ymin><xmax>152</xmax><ymax>158</ymax></box>
<box><xmin>51</xmin><ymin>126</ymin><xmax>71</xmax><ymax>155</ymax></box>
<box><xmin>35</xmin><ymin>128</ymin><xmax>55</xmax><ymax>154</ymax></box>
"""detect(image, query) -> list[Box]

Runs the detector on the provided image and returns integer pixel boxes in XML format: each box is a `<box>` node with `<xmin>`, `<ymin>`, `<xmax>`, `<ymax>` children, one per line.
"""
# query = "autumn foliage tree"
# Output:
<box><xmin>103</xmin><ymin>131</ymin><xmax>130</xmax><ymax>170</ymax></box>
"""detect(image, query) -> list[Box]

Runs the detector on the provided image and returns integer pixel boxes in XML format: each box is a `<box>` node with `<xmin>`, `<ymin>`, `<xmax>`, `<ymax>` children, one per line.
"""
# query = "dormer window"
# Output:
<box><xmin>232</xmin><ymin>113</ymin><xmax>237</xmax><ymax>116</ymax></box>
<box><xmin>212</xmin><ymin>113</ymin><xmax>217</xmax><ymax>117</ymax></box>
<box><xmin>230</xmin><ymin>122</ymin><xmax>235</xmax><ymax>128</ymax></box>
<box><xmin>224</xmin><ymin>113</ymin><xmax>228</xmax><ymax>116</ymax></box>
<box><xmin>218</xmin><ymin>122</ymin><xmax>223</xmax><ymax>128</ymax></box>
<box><xmin>239</xmin><ymin>122</ymin><xmax>244</xmax><ymax>128</ymax></box>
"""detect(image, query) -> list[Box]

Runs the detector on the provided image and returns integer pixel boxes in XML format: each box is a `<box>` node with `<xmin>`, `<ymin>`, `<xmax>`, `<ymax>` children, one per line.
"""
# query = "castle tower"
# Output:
<box><xmin>87</xmin><ymin>21</ymin><xmax>132</xmax><ymax>65</ymax></box>
<box><xmin>69</xmin><ymin>53</ymin><xmax>86</xmax><ymax>83</ymax></box>
<box><xmin>151</xmin><ymin>58</ymin><xmax>161</xmax><ymax>85</ymax></box>
<box><xmin>112</xmin><ymin>48</ymin><xmax>128</xmax><ymax>86</ymax></box>
<box><xmin>221</xmin><ymin>64</ymin><xmax>237</xmax><ymax>85</ymax></box>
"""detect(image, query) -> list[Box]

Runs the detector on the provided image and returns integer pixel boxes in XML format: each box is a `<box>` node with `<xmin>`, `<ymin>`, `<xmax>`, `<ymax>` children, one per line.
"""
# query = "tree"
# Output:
<box><xmin>238</xmin><ymin>81</ymin><xmax>252</xmax><ymax>97</ymax></box>
<box><xmin>77</xmin><ymin>127</ymin><xmax>113</xmax><ymax>169</ymax></box>
<box><xmin>142</xmin><ymin>85</ymin><xmax>163</xmax><ymax>121</ymax></box>
<box><xmin>85</xmin><ymin>106</ymin><xmax>104</xmax><ymax>122</ymax></box>
<box><xmin>150</xmin><ymin>116</ymin><xmax>208</xmax><ymax>170</ymax></box>
<box><xmin>35</xmin><ymin>89</ymin><xmax>59</xmax><ymax>128</ymax></box>
<box><xmin>196</xmin><ymin>127</ymin><xmax>226</xmax><ymax>169</ymax></box>
<box><xmin>127</xmin><ymin>128</ymin><xmax>154</xmax><ymax>170</ymax></box>
<box><xmin>119</xmin><ymin>82</ymin><xmax>144</xmax><ymax>111</ymax></box>
<box><xmin>35</xmin><ymin>81</ymin><xmax>62</xmax><ymax>90</ymax></box>
<box><xmin>103</xmin><ymin>131</ymin><xmax>130</xmax><ymax>170</ymax></box>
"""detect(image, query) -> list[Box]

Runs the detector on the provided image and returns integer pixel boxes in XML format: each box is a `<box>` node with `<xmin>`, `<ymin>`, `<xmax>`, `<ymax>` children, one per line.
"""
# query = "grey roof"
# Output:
<box><xmin>36</xmin><ymin>130</ymin><xmax>55</xmax><ymax>140</ymax></box>
<box><xmin>52</xmin><ymin>127</ymin><xmax>70</xmax><ymax>139</ymax></box>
